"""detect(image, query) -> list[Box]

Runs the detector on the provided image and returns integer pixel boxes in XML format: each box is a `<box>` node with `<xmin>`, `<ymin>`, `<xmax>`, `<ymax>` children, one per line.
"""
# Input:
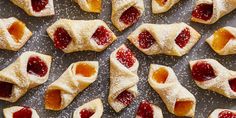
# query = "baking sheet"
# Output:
<box><xmin>0</xmin><ymin>0</ymin><xmax>236</xmax><ymax>118</ymax></box>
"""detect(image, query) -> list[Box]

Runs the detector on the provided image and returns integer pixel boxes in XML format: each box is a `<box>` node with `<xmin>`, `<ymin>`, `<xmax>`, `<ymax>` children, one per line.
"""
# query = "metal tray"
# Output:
<box><xmin>0</xmin><ymin>0</ymin><xmax>236</xmax><ymax>117</ymax></box>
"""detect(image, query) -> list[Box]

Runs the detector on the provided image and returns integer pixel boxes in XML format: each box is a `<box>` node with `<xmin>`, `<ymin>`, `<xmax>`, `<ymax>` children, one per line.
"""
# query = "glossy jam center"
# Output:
<box><xmin>13</xmin><ymin>107</ymin><xmax>32</xmax><ymax>118</ymax></box>
<box><xmin>75</xmin><ymin>63</ymin><xmax>96</xmax><ymax>77</ymax></box>
<box><xmin>136</xmin><ymin>100</ymin><xmax>154</xmax><ymax>118</ymax></box>
<box><xmin>116</xmin><ymin>90</ymin><xmax>135</xmax><ymax>106</ymax></box>
<box><xmin>192</xmin><ymin>3</ymin><xmax>213</xmax><ymax>21</ymax></box>
<box><xmin>153</xmin><ymin>67</ymin><xmax>168</xmax><ymax>84</ymax></box>
<box><xmin>8</xmin><ymin>21</ymin><xmax>25</xmax><ymax>43</ymax></box>
<box><xmin>86</xmin><ymin>0</ymin><xmax>101</xmax><ymax>12</ymax></box>
<box><xmin>212</xmin><ymin>28</ymin><xmax>235</xmax><ymax>51</ymax></box>
<box><xmin>0</xmin><ymin>81</ymin><xmax>13</xmax><ymax>98</ymax></box>
<box><xmin>120</xmin><ymin>6</ymin><xmax>140</xmax><ymax>25</ymax></box>
<box><xmin>27</xmin><ymin>56</ymin><xmax>48</xmax><ymax>77</ymax></box>
<box><xmin>31</xmin><ymin>0</ymin><xmax>49</xmax><ymax>12</ymax></box>
<box><xmin>53</xmin><ymin>27</ymin><xmax>72</xmax><ymax>49</ymax></box>
<box><xmin>91</xmin><ymin>26</ymin><xmax>111</xmax><ymax>45</ymax></box>
<box><xmin>80</xmin><ymin>109</ymin><xmax>95</xmax><ymax>118</ymax></box>
<box><xmin>116</xmin><ymin>47</ymin><xmax>136</xmax><ymax>68</ymax></box>
<box><xmin>45</xmin><ymin>90</ymin><xmax>61</xmax><ymax>110</ymax></box>
<box><xmin>138</xmin><ymin>31</ymin><xmax>155</xmax><ymax>49</ymax></box>
<box><xmin>229</xmin><ymin>78</ymin><xmax>236</xmax><ymax>92</ymax></box>
<box><xmin>191</xmin><ymin>61</ymin><xmax>216</xmax><ymax>82</ymax></box>
<box><xmin>155</xmin><ymin>0</ymin><xmax>167</xmax><ymax>6</ymax></box>
<box><xmin>218</xmin><ymin>110</ymin><xmax>236</xmax><ymax>118</ymax></box>
<box><xmin>175</xmin><ymin>28</ymin><xmax>191</xmax><ymax>48</ymax></box>
<box><xmin>174</xmin><ymin>101</ymin><xmax>193</xmax><ymax>116</ymax></box>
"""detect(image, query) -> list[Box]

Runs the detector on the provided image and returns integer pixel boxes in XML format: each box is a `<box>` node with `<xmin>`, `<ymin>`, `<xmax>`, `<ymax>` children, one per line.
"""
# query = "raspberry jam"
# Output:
<box><xmin>80</xmin><ymin>109</ymin><xmax>95</xmax><ymax>118</ymax></box>
<box><xmin>45</xmin><ymin>90</ymin><xmax>61</xmax><ymax>110</ymax></box>
<box><xmin>13</xmin><ymin>107</ymin><xmax>32</xmax><ymax>118</ymax></box>
<box><xmin>136</xmin><ymin>100</ymin><xmax>154</xmax><ymax>118</ymax></box>
<box><xmin>27</xmin><ymin>56</ymin><xmax>48</xmax><ymax>77</ymax></box>
<box><xmin>155</xmin><ymin>0</ymin><xmax>167</xmax><ymax>6</ymax></box>
<box><xmin>174</xmin><ymin>101</ymin><xmax>193</xmax><ymax>116</ymax></box>
<box><xmin>229</xmin><ymin>79</ymin><xmax>236</xmax><ymax>92</ymax></box>
<box><xmin>91</xmin><ymin>26</ymin><xmax>111</xmax><ymax>45</ymax></box>
<box><xmin>120</xmin><ymin>6</ymin><xmax>141</xmax><ymax>25</ymax></box>
<box><xmin>218</xmin><ymin>110</ymin><xmax>236</xmax><ymax>118</ymax></box>
<box><xmin>175</xmin><ymin>28</ymin><xmax>191</xmax><ymax>48</ymax></box>
<box><xmin>192</xmin><ymin>3</ymin><xmax>213</xmax><ymax>21</ymax></box>
<box><xmin>153</xmin><ymin>67</ymin><xmax>168</xmax><ymax>84</ymax></box>
<box><xmin>76</xmin><ymin>63</ymin><xmax>96</xmax><ymax>77</ymax></box>
<box><xmin>138</xmin><ymin>31</ymin><xmax>155</xmax><ymax>49</ymax></box>
<box><xmin>116</xmin><ymin>90</ymin><xmax>135</xmax><ymax>106</ymax></box>
<box><xmin>8</xmin><ymin>21</ymin><xmax>25</xmax><ymax>43</ymax></box>
<box><xmin>31</xmin><ymin>0</ymin><xmax>49</xmax><ymax>12</ymax></box>
<box><xmin>116</xmin><ymin>47</ymin><xmax>136</xmax><ymax>68</ymax></box>
<box><xmin>53</xmin><ymin>28</ymin><xmax>72</xmax><ymax>49</ymax></box>
<box><xmin>191</xmin><ymin>61</ymin><xmax>216</xmax><ymax>82</ymax></box>
<box><xmin>0</xmin><ymin>81</ymin><xmax>13</xmax><ymax>98</ymax></box>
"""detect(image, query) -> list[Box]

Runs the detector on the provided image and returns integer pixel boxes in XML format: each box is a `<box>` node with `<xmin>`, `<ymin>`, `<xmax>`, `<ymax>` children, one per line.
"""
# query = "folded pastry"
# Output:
<box><xmin>0</xmin><ymin>17</ymin><xmax>32</xmax><ymax>51</ymax></box>
<box><xmin>191</xmin><ymin>0</ymin><xmax>236</xmax><ymax>24</ymax></box>
<box><xmin>44</xmin><ymin>61</ymin><xmax>99</xmax><ymax>111</ymax></box>
<box><xmin>3</xmin><ymin>106</ymin><xmax>39</xmax><ymax>118</ymax></box>
<box><xmin>47</xmin><ymin>19</ymin><xmax>117</xmax><ymax>53</ymax></box>
<box><xmin>109</xmin><ymin>44</ymin><xmax>139</xmax><ymax>112</ymax></box>
<box><xmin>148</xmin><ymin>64</ymin><xmax>196</xmax><ymax>117</ymax></box>
<box><xmin>152</xmin><ymin>0</ymin><xmax>180</xmax><ymax>14</ymax></box>
<box><xmin>75</xmin><ymin>0</ymin><xmax>102</xmax><ymax>13</ymax></box>
<box><xmin>206</xmin><ymin>26</ymin><xmax>236</xmax><ymax>55</ymax></box>
<box><xmin>111</xmin><ymin>0</ymin><xmax>144</xmax><ymax>31</ymax></box>
<box><xmin>136</xmin><ymin>100</ymin><xmax>163</xmax><ymax>118</ymax></box>
<box><xmin>189</xmin><ymin>59</ymin><xmax>236</xmax><ymax>99</ymax></box>
<box><xmin>0</xmin><ymin>51</ymin><xmax>52</xmax><ymax>102</ymax></box>
<box><xmin>208</xmin><ymin>109</ymin><xmax>236</xmax><ymax>118</ymax></box>
<box><xmin>73</xmin><ymin>98</ymin><xmax>103</xmax><ymax>118</ymax></box>
<box><xmin>10</xmin><ymin>0</ymin><xmax>55</xmax><ymax>17</ymax></box>
<box><xmin>128</xmin><ymin>22</ymin><xmax>201</xmax><ymax>56</ymax></box>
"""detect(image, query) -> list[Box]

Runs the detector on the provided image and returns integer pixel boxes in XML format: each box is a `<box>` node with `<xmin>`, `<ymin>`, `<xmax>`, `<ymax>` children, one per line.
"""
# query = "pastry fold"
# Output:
<box><xmin>0</xmin><ymin>51</ymin><xmax>52</xmax><ymax>102</ymax></box>
<box><xmin>152</xmin><ymin>0</ymin><xmax>180</xmax><ymax>14</ymax></box>
<box><xmin>208</xmin><ymin>109</ymin><xmax>236</xmax><ymax>118</ymax></box>
<box><xmin>0</xmin><ymin>17</ymin><xmax>32</xmax><ymax>51</ymax></box>
<box><xmin>128</xmin><ymin>22</ymin><xmax>201</xmax><ymax>56</ymax></box>
<box><xmin>3</xmin><ymin>106</ymin><xmax>39</xmax><ymax>118</ymax></box>
<box><xmin>44</xmin><ymin>61</ymin><xmax>99</xmax><ymax>110</ymax></box>
<box><xmin>47</xmin><ymin>19</ymin><xmax>117</xmax><ymax>53</ymax></box>
<box><xmin>148</xmin><ymin>64</ymin><xmax>196</xmax><ymax>117</ymax></box>
<box><xmin>109</xmin><ymin>44</ymin><xmax>139</xmax><ymax>112</ymax></box>
<box><xmin>75</xmin><ymin>0</ymin><xmax>102</xmax><ymax>13</ymax></box>
<box><xmin>189</xmin><ymin>59</ymin><xmax>236</xmax><ymax>99</ymax></box>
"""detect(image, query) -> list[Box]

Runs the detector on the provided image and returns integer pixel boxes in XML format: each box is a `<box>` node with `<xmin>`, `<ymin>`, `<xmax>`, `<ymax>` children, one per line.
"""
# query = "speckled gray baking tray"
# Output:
<box><xmin>0</xmin><ymin>0</ymin><xmax>236</xmax><ymax>118</ymax></box>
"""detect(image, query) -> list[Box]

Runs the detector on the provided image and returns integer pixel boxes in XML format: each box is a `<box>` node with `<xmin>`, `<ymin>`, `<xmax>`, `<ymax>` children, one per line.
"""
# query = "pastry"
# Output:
<box><xmin>0</xmin><ymin>51</ymin><xmax>52</xmax><ymax>102</ymax></box>
<box><xmin>189</xmin><ymin>59</ymin><xmax>236</xmax><ymax>99</ymax></box>
<box><xmin>208</xmin><ymin>109</ymin><xmax>236</xmax><ymax>118</ymax></box>
<box><xmin>136</xmin><ymin>100</ymin><xmax>163</xmax><ymax>118</ymax></box>
<box><xmin>191</xmin><ymin>0</ymin><xmax>236</xmax><ymax>24</ymax></box>
<box><xmin>44</xmin><ymin>61</ymin><xmax>99</xmax><ymax>110</ymax></box>
<box><xmin>3</xmin><ymin>106</ymin><xmax>39</xmax><ymax>118</ymax></box>
<box><xmin>109</xmin><ymin>44</ymin><xmax>139</xmax><ymax>112</ymax></box>
<box><xmin>10</xmin><ymin>0</ymin><xmax>55</xmax><ymax>17</ymax></box>
<box><xmin>152</xmin><ymin>0</ymin><xmax>180</xmax><ymax>14</ymax></box>
<box><xmin>75</xmin><ymin>0</ymin><xmax>102</xmax><ymax>13</ymax></box>
<box><xmin>0</xmin><ymin>17</ymin><xmax>32</xmax><ymax>51</ymax></box>
<box><xmin>206</xmin><ymin>26</ymin><xmax>236</xmax><ymax>55</ymax></box>
<box><xmin>128</xmin><ymin>22</ymin><xmax>201</xmax><ymax>56</ymax></box>
<box><xmin>148</xmin><ymin>64</ymin><xmax>196</xmax><ymax>117</ymax></box>
<box><xmin>47</xmin><ymin>19</ymin><xmax>117</xmax><ymax>53</ymax></box>
<box><xmin>111</xmin><ymin>0</ymin><xmax>144</xmax><ymax>31</ymax></box>
<box><xmin>73</xmin><ymin>98</ymin><xmax>103</xmax><ymax>118</ymax></box>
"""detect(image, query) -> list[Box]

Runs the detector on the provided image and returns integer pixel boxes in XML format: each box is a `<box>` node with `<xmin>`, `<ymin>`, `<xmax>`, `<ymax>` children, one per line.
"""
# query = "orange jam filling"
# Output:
<box><xmin>8</xmin><ymin>21</ymin><xmax>25</xmax><ymax>43</ymax></box>
<box><xmin>153</xmin><ymin>67</ymin><xmax>168</xmax><ymax>83</ymax></box>
<box><xmin>75</xmin><ymin>63</ymin><xmax>96</xmax><ymax>77</ymax></box>
<box><xmin>45</xmin><ymin>90</ymin><xmax>61</xmax><ymax>110</ymax></box>
<box><xmin>155</xmin><ymin>0</ymin><xmax>167</xmax><ymax>6</ymax></box>
<box><xmin>87</xmin><ymin>0</ymin><xmax>101</xmax><ymax>12</ymax></box>
<box><xmin>174</xmin><ymin>101</ymin><xmax>194</xmax><ymax>116</ymax></box>
<box><xmin>212</xmin><ymin>28</ymin><xmax>235</xmax><ymax>51</ymax></box>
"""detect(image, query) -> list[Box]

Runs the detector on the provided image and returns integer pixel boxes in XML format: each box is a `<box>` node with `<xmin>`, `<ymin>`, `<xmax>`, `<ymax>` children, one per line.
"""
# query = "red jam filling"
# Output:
<box><xmin>31</xmin><ymin>0</ymin><xmax>49</xmax><ymax>12</ymax></box>
<box><xmin>192</xmin><ymin>3</ymin><xmax>213</xmax><ymax>21</ymax></box>
<box><xmin>136</xmin><ymin>100</ymin><xmax>154</xmax><ymax>118</ymax></box>
<box><xmin>53</xmin><ymin>27</ymin><xmax>72</xmax><ymax>49</ymax></box>
<box><xmin>80</xmin><ymin>109</ymin><xmax>95</xmax><ymax>118</ymax></box>
<box><xmin>116</xmin><ymin>90</ymin><xmax>135</xmax><ymax>106</ymax></box>
<box><xmin>138</xmin><ymin>31</ymin><xmax>155</xmax><ymax>49</ymax></box>
<box><xmin>92</xmin><ymin>26</ymin><xmax>111</xmax><ymax>45</ymax></box>
<box><xmin>0</xmin><ymin>81</ymin><xmax>13</xmax><ymax>98</ymax></box>
<box><xmin>191</xmin><ymin>61</ymin><xmax>216</xmax><ymax>82</ymax></box>
<box><xmin>116</xmin><ymin>47</ymin><xmax>136</xmax><ymax>68</ymax></box>
<box><xmin>27</xmin><ymin>56</ymin><xmax>48</xmax><ymax>77</ymax></box>
<box><xmin>229</xmin><ymin>79</ymin><xmax>236</xmax><ymax>92</ymax></box>
<box><xmin>120</xmin><ymin>6</ymin><xmax>141</xmax><ymax>25</ymax></box>
<box><xmin>13</xmin><ymin>107</ymin><xmax>32</xmax><ymax>118</ymax></box>
<box><xmin>218</xmin><ymin>110</ymin><xmax>236</xmax><ymax>118</ymax></box>
<box><xmin>175</xmin><ymin>28</ymin><xmax>191</xmax><ymax>48</ymax></box>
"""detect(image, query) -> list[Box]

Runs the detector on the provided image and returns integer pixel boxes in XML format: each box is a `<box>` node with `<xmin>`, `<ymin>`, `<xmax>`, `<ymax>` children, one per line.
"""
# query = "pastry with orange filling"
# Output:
<box><xmin>44</xmin><ymin>61</ymin><xmax>99</xmax><ymax>110</ymax></box>
<box><xmin>148</xmin><ymin>64</ymin><xmax>196</xmax><ymax>117</ymax></box>
<box><xmin>206</xmin><ymin>27</ymin><xmax>236</xmax><ymax>55</ymax></box>
<box><xmin>152</xmin><ymin>0</ymin><xmax>180</xmax><ymax>14</ymax></box>
<box><xmin>75</xmin><ymin>0</ymin><xmax>102</xmax><ymax>13</ymax></box>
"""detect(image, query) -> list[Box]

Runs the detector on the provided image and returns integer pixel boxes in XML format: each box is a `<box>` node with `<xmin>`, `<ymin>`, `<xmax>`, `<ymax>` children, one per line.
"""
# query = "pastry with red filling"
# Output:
<box><xmin>208</xmin><ymin>109</ymin><xmax>236</xmax><ymax>118</ymax></box>
<box><xmin>3</xmin><ymin>106</ymin><xmax>39</xmax><ymax>118</ymax></box>
<box><xmin>136</xmin><ymin>100</ymin><xmax>163</xmax><ymax>118</ymax></box>
<box><xmin>152</xmin><ymin>0</ymin><xmax>180</xmax><ymax>14</ymax></box>
<box><xmin>75</xmin><ymin>0</ymin><xmax>102</xmax><ymax>13</ymax></box>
